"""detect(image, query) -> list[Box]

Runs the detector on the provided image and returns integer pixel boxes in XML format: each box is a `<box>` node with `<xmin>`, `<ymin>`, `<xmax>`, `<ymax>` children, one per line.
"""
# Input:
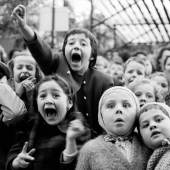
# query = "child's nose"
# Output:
<box><xmin>115</xmin><ymin>109</ymin><xmax>123</xmax><ymax>114</ymax></box>
<box><xmin>115</xmin><ymin>105</ymin><xmax>123</xmax><ymax>114</ymax></box>
<box><xmin>150</xmin><ymin>121</ymin><xmax>157</xmax><ymax>130</ymax></box>
<box><xmin>21</xmin><ymin>66</ymin><xmax>28</xmax><ymax>72</ymax></box>
<box><xmin>45</xmin><ymin>96</ymin><xmax>54</xmax><ymax>103</ymax></box>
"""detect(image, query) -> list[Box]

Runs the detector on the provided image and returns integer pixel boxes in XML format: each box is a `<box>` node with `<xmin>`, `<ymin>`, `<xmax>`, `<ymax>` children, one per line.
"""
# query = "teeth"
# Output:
<box><xmin>45</xmin><ymin>108</ymin><xmax>56</xmax><ymax>117</ymax></box>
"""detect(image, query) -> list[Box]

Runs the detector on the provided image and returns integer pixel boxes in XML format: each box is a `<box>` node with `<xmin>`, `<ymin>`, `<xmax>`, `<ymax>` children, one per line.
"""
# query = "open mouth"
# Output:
<box><xmin>19</xmin><ymin>72</ymin><xmax>31</xmax><ymax>82</ymax></box>
<box><xmin>71</xmin><ymin>53</ymin><xmax>81</xmax><ymax>63</ymax></box>
<box><xmin>44</xmin><ymin>107</ymin><xmax>57</xmax><ymax>117</ymax></box>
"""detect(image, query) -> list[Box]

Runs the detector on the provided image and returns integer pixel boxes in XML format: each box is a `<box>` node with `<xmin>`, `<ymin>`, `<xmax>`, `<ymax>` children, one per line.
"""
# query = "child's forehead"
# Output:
<box><xmin>14</xmin><ymin>55</ymin><xmax>36</xmax><ymax>64</ymax></box>
<box><xmin>102</xmin><ymin>90</ymin><xmax>135</xmax><ymax>103</ymax></box>
<box><xmin>67</xmin><ymin>33</ymin><xmax>90</xmax><ymax>40</ymax></box>
<box><xmin>39</xmin><ymin>80</ymin><xmax>62</xmax><ymax>91</ymax></box>
<box><xmin>134</xmin><ymin>82</ymin><xmax>154</xmax><ymax>91</ymax></box>
<box><xmin>140</xmin><ymin>105</ymin><xmax>169</xmax><ymax>119</ymax></box>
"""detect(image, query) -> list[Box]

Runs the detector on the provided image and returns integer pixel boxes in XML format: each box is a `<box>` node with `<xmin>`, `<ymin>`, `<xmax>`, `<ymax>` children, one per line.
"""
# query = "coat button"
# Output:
<box><xmin>67</xmin><ymin>70</ymin><xmax>70</xmax><ymax>75</ymax></box>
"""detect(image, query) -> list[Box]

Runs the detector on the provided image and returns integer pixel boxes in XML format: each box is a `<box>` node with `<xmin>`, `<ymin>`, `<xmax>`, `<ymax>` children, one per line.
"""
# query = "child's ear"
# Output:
<box><xmin>67</xmin><ymin>99</ymin><xmax>73</xmax><ymax>110</ymax></box>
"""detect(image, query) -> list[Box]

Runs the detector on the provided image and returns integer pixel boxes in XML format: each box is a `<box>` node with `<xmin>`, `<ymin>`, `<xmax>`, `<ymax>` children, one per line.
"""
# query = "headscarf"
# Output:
<box><xmin>98</xmin><ymin>86</ymin><xmax>140</xmax><ymax>134</ymax></box>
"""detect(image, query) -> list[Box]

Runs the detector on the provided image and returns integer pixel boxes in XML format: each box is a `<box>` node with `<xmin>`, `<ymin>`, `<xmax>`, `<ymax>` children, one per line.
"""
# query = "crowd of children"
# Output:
<box><xmin>0</xmin><ymin>3</ymin><xmax>170</xmax><ymax>170</ymax></box>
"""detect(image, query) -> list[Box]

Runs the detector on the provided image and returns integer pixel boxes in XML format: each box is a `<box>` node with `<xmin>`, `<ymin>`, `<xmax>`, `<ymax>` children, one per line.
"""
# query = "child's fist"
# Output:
<box><xmin>67</xmin><ymin>119</ymin><xmax>85</xmax><ymax>140</ymax></box>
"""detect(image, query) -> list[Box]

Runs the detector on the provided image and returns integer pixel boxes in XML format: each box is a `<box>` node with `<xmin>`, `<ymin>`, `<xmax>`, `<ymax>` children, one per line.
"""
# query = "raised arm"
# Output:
<box><xmin>11</xmin><ymin>5</ymin><xmax>35</xmax><ymax>41</ymax></box>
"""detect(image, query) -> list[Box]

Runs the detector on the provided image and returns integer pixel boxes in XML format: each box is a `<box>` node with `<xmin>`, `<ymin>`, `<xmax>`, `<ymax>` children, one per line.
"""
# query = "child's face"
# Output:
<box><xmin>101</xmin><ymin>91</ymin><xmax>136</xmax><ymax>136</ymax></box>
<box><xmin>139</xmin><ymin>108</ymin><xmax>170</xmax><ymax>149</ymax></box>
<box><xmin>151</xmin><ymin>75</ymin><xmax>168</xmax><ymax>99</ymax></box>
<box><xmin>37</xmin><ymin>80</ymin><xmax>72</xmax><ymax>125</ymax></box>
<box><xmin>65</xmin><ymin>33</ymin><xmax>92</xmax><ymax>75</ymax></box>
<box><xmin>134</xmin><ymin>83</ymin><xmax>155</xmax><ymax>108</ymax></box>
<box><xmin>95</xmin><ymin>57</ymin><xmax>109</xmax><ymax>74</ymax></box>
<box><xmin>110</xmin><ymin>63</ymin><xmax>123</xmax><ymax>80</ymax></box>
<box><xmin>124</xmin><ymin>61</ymin><xmax>145</xmax><ymax>85</ymax></box>
<box><xmin>13</xmin><ymin>55</ymin><xmax>36</xmax><ymax>83</ymax></box>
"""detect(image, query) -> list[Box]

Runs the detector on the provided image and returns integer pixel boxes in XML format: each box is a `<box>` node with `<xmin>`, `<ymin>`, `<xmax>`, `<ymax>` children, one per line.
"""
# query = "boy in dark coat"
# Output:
<box><xmin>11</xmin><ymin>5</ymin><xmax>113</xmax><ymax>137</ymax></box>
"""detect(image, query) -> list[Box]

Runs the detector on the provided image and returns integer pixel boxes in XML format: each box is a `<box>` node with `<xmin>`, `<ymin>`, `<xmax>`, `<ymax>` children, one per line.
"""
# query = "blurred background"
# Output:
<box><xmin>1</xmin><ymin>0</ymin><xmax>170</xmax><ymax>62</ymax></box>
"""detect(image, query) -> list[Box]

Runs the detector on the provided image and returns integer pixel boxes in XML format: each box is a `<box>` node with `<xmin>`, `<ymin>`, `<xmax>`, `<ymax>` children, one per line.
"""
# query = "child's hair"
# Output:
<box><xmin>156</xmin><ymin>47</ymin><xmax>170</xmax><ymax>71</ymax></box>
<box><xmin>149</xmin><ymin>71</ymin><xmax>168</xmax><ymax>82</ymax></box>
<box><xmin>124</xmin><ymin>57</ymin><xmax>147</xmax><ymax>75</ymax></box>
<box><xmin>128</xmin><ymin>78</ymin><xmax>159</xmax><ymax>101</ymax></box>
<box><xmin>7</xmin><ymin>50</ymin><xmax>42</xmax><ymax>83</ymax></box>
<box><xmin>163</xmin><ymin>55</ymin><xmax>170</xmax><ymax>71</ymax></box>
<box><xmin>62</xmin><ymin>28</ymin><xmax>98</xmax><ymax>68</ymax></box>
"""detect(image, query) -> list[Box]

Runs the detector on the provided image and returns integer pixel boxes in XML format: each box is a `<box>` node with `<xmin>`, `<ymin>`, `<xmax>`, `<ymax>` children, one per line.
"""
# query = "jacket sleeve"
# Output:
<box><xmin>25</xmin><ymin>32</ymin><xmax>59</xmax><ymax>75</ymax></box>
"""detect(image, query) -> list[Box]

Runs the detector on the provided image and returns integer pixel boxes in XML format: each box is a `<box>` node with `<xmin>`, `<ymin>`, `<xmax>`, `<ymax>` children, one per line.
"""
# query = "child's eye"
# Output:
<box><xmin>81</xmin><ymin>42</ymin><xmax>87</xmax><ymax>46</ymax></box>
<box><xmin>39</xmin><ymin>94</ymin><xmax>46</xmax><ymax>99</ymax></box>
<box><xmin>137</xmin><ymin>70</ymin><xmax>143</xmax><ymax>75</ymax></box>
<box><xmin>127</xmin><ymin>70</ymin><xmax>133</xmax><ymax>74</ymax></box>
<box><xmin>26</xmin><ymin>65</ymin><xmax>34</xmax><ymax>71</ymax></box>
<box><xmin>68</xmin><ymin>41</ymin><xmax>74</xmax><ymax>45</ymax></box>
<box><xmin>140</xmin><ymin>122</ymin><xmax>149</xmax><ymax>129</ymax></box>
<box><xmin>53</xmin><ymin>94</ymin><xmax>59</xmax><ymax>98</ymax></box>
<box><xmin>155</xmin><ymin>117</ymin><xmax>164</xmax><ymax>123</ymax></box>
<box><xmin>107</xmin><ymin>103</ymin><xmax>115</xmax><ymax>109</ymax></box>
<box><xmin>146</xmin><ymin>94</ymin><xmax>154</xmax><ymax>98</ymax></box>
<box><xmin>123</xmin><ymin>102</ymin><xmax>131</xmax><ymax>108</ymax></box>
<box><xmin>135</xmin><ymin>92</ymin><xmax>142</xmax><ymax>97</ymax></box>
<box><xmin>161</xmin><ymin>83</ymin><xmax>167</xmax><ymax>88</ymax></box>
<box><xmin>16</xmin><ymin>65</ymin><xmax>23</xmax><ymax>70</ymax></box>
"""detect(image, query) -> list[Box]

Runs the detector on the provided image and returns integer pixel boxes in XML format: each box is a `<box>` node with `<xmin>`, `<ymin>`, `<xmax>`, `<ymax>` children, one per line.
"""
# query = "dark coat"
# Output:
<box><xmin>26</xmin><ymin>34</ymin><xmax>114</xmax><ymax>137</ymax></box>
<box><xmin>0</xmin><ymin>120</ymin><xmax>15</xmax><ymax>170</ymax></box>
<box><xmin>6</xmin><ymin>114</ymin><xmax>76</xmax><ymax>170</ymax></box>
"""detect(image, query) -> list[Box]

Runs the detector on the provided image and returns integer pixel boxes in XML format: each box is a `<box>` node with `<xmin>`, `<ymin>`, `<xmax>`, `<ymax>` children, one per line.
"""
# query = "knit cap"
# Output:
<box><xmin>139</xmin><ymin>102</ymin><xmax>170</xmax><ymax>119</ymax></box>
<box><xmin>98</xmin><ymin>86</ymin><xmax>140</xmax><ymax>133</ymax></box>
<box><xmin>0</xmin><ymin>61</ymin><xmax>10</xmax><ymax>79</ymax></box>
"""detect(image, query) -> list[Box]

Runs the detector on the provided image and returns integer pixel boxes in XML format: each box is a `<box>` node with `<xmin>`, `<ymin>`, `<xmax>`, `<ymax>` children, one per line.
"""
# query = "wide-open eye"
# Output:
<box><xmin>135</xmin><ymin>91</ymin><xmax>142</xmax><ymax>97</ymax></box>
<box><xmin>106</xmin><ymin>102</ymin><xmax>115</xmax><ymax>109</ymax></box>
<box><xmin>155</xmin><ymin>115</ymin><xmax>164</xmax><ymax>123</ymax></box>
<box><xmin>123</xmin><ymin>102</ymin><xmax>131</xmax><ymax>108</ymax></box>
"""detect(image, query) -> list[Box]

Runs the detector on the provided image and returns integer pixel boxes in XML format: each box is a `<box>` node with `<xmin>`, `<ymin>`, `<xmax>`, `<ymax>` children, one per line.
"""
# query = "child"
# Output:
<box><xmin>76</xmin><ymin>86</ymin><xmax>151</xmax><ymax>170</ymax></box>
<box><xmin>6</xmin><ymin>74</ymin><xmax>85</xmax><ymax>170</ymax></box>
<box><xmin>128</xmin><ymin>78</ymin><xmax>158</xmax><ymax>108</ymax></box>
<box><xmin>150</xmin><ymin>72</ymin><xmax>169</xmax><ymax>103</ymax></box>
<box><xmin>8</xmin><ymin>50</ymin><xmax>42</xmax><ymax>112</ymax></box>
<box><xmin>109</xmin><ymin>62</ymin><xmax>124</xmax><ymax>86</ymax></box>
<box><xmin>138</xmin><ymin>102</ymin><xmax>170</xmax><ymax>170</ymax></box>
<box><xmin>123</xmin><ymin>57</ymin><xmax>147</xmax><ymax>86</ymax></box>
<box><xmin>94</xmin><ymin>55</ymin><xmax>110</xmax><ymax>75</ymax></box>
<box><xmin>0</xmin><ymin>61</ymin><xmax>26</xmax><ymax>170</ymax></box>
<box><xmin>11</xmin><ymin>5</ymin><xmax>113</xmax><ymax>137</ymax></box>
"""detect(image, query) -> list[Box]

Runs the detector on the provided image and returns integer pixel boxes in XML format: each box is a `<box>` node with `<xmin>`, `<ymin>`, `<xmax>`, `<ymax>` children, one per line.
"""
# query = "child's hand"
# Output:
<box><xmin>66</xmin><ymin>119</ymin><xmax>85</xmax><ymax>140</ymax></box>
<box><xmin>11</xmin><ymin>5</ymin><xmax>26</xmax><ymax>28</ymax></box>
<box><xmin>22</xmin><ymin>76</ymin><xmax>36</xmax><ymax>92</ymax></box>
<box><xmin>12</xmin><ymin>142</ymin><xmax>35</xmax><ymax>169</ymax></box>
<box><xmin>15</xmin><ymin>76</ymin><xmax>36</xmax><ymax>95</ymax></box>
